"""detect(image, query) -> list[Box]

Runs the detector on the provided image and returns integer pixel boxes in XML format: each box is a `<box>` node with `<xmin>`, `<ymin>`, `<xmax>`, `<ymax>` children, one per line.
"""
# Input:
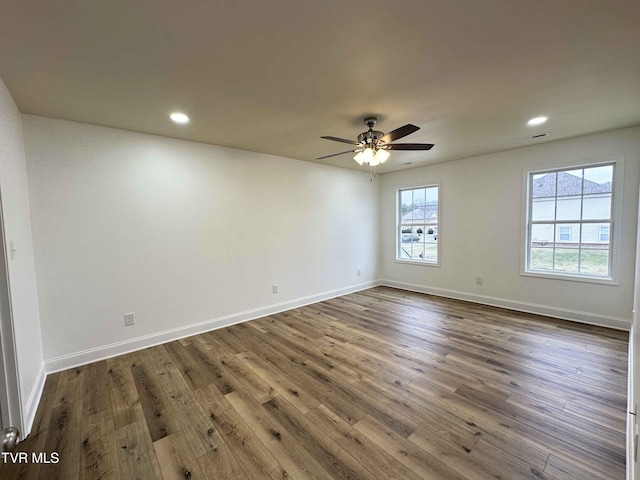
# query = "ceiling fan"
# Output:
<box><xmin>317</xmin><ymin>116</ymin><xmax>434</xmax><ymax>167</ymax></box>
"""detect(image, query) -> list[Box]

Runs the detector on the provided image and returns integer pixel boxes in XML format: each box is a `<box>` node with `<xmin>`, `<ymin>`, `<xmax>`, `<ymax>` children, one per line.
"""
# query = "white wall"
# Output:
<box><xmin>23</xmin><ymin>115</ymin><xmax>379</xmax><ymax>369</ymax></box>
<box><xmin>380</xmin><ymin>127</ymin><xmax>640</xmax><ymax>329</ymax></box>
<box><xmin>0</xmin><ymin>79</ymin><xmax>45</xmax><ymax>436</ymax></box>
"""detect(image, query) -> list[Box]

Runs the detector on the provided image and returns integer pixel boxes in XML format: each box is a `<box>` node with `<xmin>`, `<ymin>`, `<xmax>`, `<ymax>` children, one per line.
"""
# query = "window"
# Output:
<box><xmin>558</xmin><ymin>226</ymin><xmax>571</xmax><ymax>241</ymax></box>
<box><xmin>397</xmin><ymin>185</ymin><xmax>439</xmax><ymax>264</ymax></box>
<box><xmin>526</xmin><ymin>163</ymin><xmax>614</xmax><ymax>279</ymax></box>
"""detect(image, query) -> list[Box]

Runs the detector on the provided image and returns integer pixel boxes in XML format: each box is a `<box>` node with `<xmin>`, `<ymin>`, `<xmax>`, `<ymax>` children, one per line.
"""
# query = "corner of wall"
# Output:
<box><xmin>22</xmin><ymin>362</ymin><xmax>46</xmax><ymax>438</ymax></box>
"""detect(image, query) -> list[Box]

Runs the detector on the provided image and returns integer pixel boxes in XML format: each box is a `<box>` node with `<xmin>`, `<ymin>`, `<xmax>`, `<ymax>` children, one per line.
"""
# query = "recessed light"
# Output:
<box><xmin>170</xmin><ymin>112</ymin><xmax>189</xmax><ymax>124</ymax></box>
<box><xmin>527</xmin><ymin>116</ymin><xmax>548</xmax><ymax>126</ymax></box>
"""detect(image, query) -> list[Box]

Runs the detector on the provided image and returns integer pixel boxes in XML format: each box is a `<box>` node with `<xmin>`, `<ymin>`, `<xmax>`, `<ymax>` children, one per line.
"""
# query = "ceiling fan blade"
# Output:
<box><xmin>321</xmin><ymin>136</ymin><xmax>359</xmax><ymax>145</ymax></box>
<box><xmin>316</xmin><ymin>149</ymin><xmax>358</xmax><ymax>160</ymax></box>
<box><xmin>386</xmin><ymin>143</ymin><xmax>434</xmax><ymax>151</ymax></box>
<box><xmin>379</xmin><ymin>124</ymin><xmax>420</xmax><ymax>143</ymax></box>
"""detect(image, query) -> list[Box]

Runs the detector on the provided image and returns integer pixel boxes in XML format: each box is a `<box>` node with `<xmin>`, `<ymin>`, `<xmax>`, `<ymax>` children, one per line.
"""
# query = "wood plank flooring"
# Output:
<box><xmin>0</xmin><ymin>286</ymin><xmax>629</xmax><ymax>479</ymax></box>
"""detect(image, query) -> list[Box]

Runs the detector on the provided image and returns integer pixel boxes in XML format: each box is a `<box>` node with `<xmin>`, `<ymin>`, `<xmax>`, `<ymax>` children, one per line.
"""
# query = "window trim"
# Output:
<box><xmin>395</xmin><ymin>182</ymin><xmax>441</xmax><ymax>267</ymax></box>
<box><xmin>520</xmin><ymin>156</ymin><xmax>624</xmax><ymax>285</ymax></box>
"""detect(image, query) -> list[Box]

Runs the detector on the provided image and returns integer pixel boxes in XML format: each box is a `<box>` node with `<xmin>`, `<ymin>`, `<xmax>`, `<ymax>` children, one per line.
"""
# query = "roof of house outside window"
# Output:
<box><xmin>533</xmin><ymin>172</ymin><xmax>611</xmax><ymax>198</ymax></box>
<box><xmin>402</xmin><ymin>205</ymin><xmax>438</xmax><ymax>223</ymax></box>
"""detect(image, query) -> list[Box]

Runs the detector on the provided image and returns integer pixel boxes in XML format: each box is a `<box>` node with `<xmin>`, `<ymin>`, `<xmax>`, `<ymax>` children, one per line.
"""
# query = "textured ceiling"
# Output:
<box><xmin>1</xmin><ymin>0</ymin><xmax>639</xmax><ymax>173</ymax></box>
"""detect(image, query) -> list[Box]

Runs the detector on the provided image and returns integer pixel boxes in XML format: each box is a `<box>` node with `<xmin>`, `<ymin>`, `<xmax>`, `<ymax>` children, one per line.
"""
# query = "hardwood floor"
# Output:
<box><xmin>0</xmin><ymin>286</ymin><xmax>628</xmax><ymax>479</ymax></box>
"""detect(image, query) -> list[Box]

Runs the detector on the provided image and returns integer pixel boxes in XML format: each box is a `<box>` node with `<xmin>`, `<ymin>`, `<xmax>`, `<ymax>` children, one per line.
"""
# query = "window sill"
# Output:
<box><xmin>521</xmin><ymin>270</ymin><xmax>618</xmax><ymax>286</ymax></box>
<box><xmin>394</xmin><ymin>259</ymin><xmax>441</xmax><ymax>268</ymax></box>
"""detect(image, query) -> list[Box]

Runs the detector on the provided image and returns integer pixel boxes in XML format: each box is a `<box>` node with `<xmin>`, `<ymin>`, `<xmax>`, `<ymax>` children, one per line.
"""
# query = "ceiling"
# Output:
<box><xmin>1</xmin><ymin>0</ymin><xmax>639</xmax><ymax>174</ymax></box>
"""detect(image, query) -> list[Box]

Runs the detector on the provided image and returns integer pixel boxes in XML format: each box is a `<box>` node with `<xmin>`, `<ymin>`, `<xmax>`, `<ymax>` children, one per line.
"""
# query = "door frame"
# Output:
<box><xmin>0</xmin><ymin>197</ymin><xmax>24</xmax><ymax>436</ymax></box>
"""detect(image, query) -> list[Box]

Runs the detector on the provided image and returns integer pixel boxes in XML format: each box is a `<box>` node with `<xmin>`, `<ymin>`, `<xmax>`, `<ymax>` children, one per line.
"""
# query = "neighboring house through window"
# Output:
<box><xmin>525</xmin><ymin>162</ymin><xmax>617</xmax><ymax>280</ymax></box>
<box><xmin>397</xmin><ymin>184</ymin><xmax>439</xmax><ymax>264</ymax></box>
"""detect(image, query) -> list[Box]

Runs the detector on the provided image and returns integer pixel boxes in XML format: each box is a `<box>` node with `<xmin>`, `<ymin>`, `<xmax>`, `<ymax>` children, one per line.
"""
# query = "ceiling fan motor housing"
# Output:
<box><xmin>358</xmin><ymin>130</ymin><xmax>385</xmax><ymax>146</ymax></box>
<box><xmin>359</xmin><ymin>118</ymin><xmax>384</xmax><ymax>146</ymax></box>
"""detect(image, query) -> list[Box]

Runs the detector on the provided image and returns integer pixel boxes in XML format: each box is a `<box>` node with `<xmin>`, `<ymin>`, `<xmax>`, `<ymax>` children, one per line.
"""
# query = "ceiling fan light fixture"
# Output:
<box><xmin>354</xmin><ymin>147</ymin><xmax>390</xmax><ymax>167</ymax></box>
<box><xmin>361</xmin><ymin>147</ymin><xmax>374</xmax><ymax>164</ymax></box>
<box><xmin>375</xmin><ymin>149</ymin><xmax>390</xmax><ymax>164</ymax></box>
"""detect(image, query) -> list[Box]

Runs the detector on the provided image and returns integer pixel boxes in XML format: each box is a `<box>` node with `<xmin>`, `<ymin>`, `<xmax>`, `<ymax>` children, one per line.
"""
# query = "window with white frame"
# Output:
<box><xmin>526</xmin><ymin>163</ymin><xmax>614</xmax><ymax>278</ymax></box>
<box><xmin>397</xmin><ymin>185</ymin><xmax>439</xmax><ymax>264</ymax></box>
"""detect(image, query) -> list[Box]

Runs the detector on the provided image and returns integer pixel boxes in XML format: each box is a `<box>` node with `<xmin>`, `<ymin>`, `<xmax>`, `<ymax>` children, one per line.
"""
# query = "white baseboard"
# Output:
<box><xmin>44</xmin><ymin>281</ymin><xmax>378</xmax><ymax>374</ymax></box>
<box><xmin>380</xmin><ymin>279</ymin><xmax>631</xmax><ymax>331</ymax></box>
<box><xmin>22</xmin><ymin>361</ymin><xmax>46</xmax><ymax>438</ymax></box>
<box><xmin>44</xmin><ymin>277</ymin><xmax>630</xmax><ymax>374</ymax></box>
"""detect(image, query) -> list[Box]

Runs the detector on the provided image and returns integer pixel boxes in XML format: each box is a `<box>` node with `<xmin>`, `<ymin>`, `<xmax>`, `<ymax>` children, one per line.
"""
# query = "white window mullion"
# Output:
<box><xmin>577</xmin><ymin>223</ymin><xmax>582</xmax><ymax>273</ymax></box>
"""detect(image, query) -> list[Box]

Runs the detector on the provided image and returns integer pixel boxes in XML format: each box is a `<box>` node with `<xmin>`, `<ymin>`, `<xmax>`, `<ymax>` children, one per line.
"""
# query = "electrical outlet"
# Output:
<box><xmin>272</xmin><ymin>284</ymin><xmax>278</xmax><ymax>294</ymax></box>
<box><xmin>124</xmin><ymin>312</ymin><xmax>135</xmax><ymax>326</ymax></box>
<box><xmin>357</xmin><ymin>269</ymin><xmax>361</xmax><ymax>277</ymax></box>
<box><xmin>475</xmin><ymin>276</ymin><xmax>483</xmax><ymax>286</ymax></box>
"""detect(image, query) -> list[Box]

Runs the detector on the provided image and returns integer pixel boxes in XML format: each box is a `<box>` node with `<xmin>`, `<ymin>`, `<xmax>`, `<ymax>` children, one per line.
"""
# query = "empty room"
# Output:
<box><xmin>1</xmin><ymin>1</ymin><xmax>640</xmax><ymax>479</ymax></box>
